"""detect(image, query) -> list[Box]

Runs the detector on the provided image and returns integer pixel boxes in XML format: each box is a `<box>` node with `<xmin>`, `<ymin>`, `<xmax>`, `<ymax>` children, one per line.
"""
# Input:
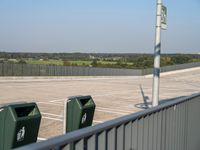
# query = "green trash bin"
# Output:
<box><xmin>64</xmin><ymin>95</ymin><xmax>96</xmax><ymax>132</ymax></box>
<box><xmin>0</xmin><ymin>102</ymin><xmax>41</xmax><ymax>150</ymax></box>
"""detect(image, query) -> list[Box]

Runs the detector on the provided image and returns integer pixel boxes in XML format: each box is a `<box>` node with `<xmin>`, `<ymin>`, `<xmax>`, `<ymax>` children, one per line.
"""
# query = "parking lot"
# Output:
<box><xmin>0</xmin><ymin>67</ymin><xmax>199</xmax><ymax>139</ymax></box>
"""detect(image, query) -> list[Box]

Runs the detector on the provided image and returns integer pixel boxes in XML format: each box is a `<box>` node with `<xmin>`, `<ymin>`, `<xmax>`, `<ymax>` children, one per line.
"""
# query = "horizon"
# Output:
<box><xmin>0</xmin><ymin>51</ymin><xmax>199</xmax><ymax>55</ymax></box>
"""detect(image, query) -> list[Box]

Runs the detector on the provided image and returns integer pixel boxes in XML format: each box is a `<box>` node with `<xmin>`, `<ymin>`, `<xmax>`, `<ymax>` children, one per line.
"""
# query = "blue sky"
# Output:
<box><xmin>0</xmin><ymin>0</ymin><xmax>199</xmax><ymax>53</ymax></box>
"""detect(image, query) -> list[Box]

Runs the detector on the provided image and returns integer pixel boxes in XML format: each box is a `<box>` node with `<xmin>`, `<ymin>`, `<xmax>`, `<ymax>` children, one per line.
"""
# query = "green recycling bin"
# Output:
<box><xmin>65</xmin><ymin>95</ymin><xmax>96</xmax><ymax>132</ymax></box>
<box><xmin>0</xmin><ymin>102</ymin><xmax>41</xmax><ymax>150</ymax></box>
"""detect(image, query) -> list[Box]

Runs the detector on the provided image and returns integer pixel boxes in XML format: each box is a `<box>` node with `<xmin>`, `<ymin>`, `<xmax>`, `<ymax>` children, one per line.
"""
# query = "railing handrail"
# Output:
<box><xmin>16</xmin><ymin>93</ymin><xmax>200</xmax><ymax>150</ymax></box>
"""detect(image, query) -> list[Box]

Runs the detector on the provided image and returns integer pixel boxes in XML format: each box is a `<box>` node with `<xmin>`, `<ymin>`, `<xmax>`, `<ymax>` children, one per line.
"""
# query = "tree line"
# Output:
<box><xmin>0</xmin><ymin>52</ymin><xmax>199</xmax><ymax>69</ymax></box>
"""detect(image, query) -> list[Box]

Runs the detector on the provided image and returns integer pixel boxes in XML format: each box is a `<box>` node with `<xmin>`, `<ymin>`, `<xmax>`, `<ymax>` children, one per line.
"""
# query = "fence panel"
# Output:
<box><xmin>30</xmin><ymin>64</ymin><xmax>39</xmax><ymax>76</ymax></box>
<box><xmin>107</xmin><ymin>128</ymin><xmax>116</xmax><ymax>150</ymax></box>
<box><xmin>0</xmin><ymin>63</ymin><xmax>2</xmax><ymax>76</ymax></box>
<box><xmin>3</xmin><ymin>63</ymin><xmax>13</xmax><ymax>76</ymax></box>
<box><xmin>50</xmin><ymin>65</ymin><xmax>56</xmax><ymax>76</ymax></box>
<box><xmin>12</xmin><ymin>64</ymin><xmax>22</xmax><ymax>76</ymax></box>
<box><xmin>38</xmin><ymin>65</ymin><xmax>47</xmax><ymax>76</ymax></box>
<box><xmin>21</xmin><ymin>64</ymin><xmax>32</xmax><ymax>76</ymax></box>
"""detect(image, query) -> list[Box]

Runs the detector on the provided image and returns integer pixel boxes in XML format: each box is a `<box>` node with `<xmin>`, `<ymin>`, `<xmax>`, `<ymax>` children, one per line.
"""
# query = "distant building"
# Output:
<box><xmin>89</xmin><ymin>55</ymin><xmax>95</xmax><ymax>59</ymax></box>
<box><xmin>8</xmin><ymin>59</ymin><xmax>17</xmax><ymax>62</ymax></box>
<box><xmin>112</xmin><ymin>57</ymin><xmax>122</xmax><ymax>61</ymax></box>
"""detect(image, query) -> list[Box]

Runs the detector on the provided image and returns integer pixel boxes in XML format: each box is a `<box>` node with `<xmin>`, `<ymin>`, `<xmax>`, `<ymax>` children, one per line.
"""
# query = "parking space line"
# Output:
<box><xmin>37</xmin><ymin>102</ymin><xmax>62</xmax><ymax>106</ymax></box>
<box><xmin>42</xmin><ymin>116</ymin><xmax>104</xmax><ymax>125</ymax></box>
<box><xmin>50</xmin><ymin>102</ymin><xmax>63</xmax><ymax>105</ymax></box>
<box><xmin>42</xmin><ymin>116</ymin><xmax>63</xmax><ymax>122</ymax></box>
<box><xmin>50</xmin><ymin>99</ymin><xmax>66</xmax><ymax>102</ymax></box>
<box><xmin>41</xmin><ymin>112</ymin><xmax>63</xmax><ymax>118</ymax></box>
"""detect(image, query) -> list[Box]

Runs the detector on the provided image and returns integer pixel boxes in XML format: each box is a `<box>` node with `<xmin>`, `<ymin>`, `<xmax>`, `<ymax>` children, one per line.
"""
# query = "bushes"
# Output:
<box><xmin>18</xmin><ymin>59</ymin><xmax>27</xmax><ymax>64</ymax></box>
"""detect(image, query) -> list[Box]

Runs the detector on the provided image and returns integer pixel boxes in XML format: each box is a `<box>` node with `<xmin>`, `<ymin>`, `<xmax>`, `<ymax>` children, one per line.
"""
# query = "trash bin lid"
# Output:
<box><xmin>0</xmin><ymin>101</ymin><xmax>27</xmax><ymax>109</ymax></box>
<box><xmin>68</xmin><ymin>95</ymin><xmax>83</xmax><ymax>100</ymax></box>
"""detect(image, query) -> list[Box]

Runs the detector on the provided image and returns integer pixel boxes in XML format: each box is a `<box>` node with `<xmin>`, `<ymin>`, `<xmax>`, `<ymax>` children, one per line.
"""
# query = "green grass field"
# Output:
<box><xmin>69</xmin><ymin>60</ymin><xmax>92</xmax><ymax>65</ymax></box>
<box><xmin>25</xmin><ymin>59</ymin><xmax>63</xmax><ymax>65</ymax></box>
<box><xmin>25</xmin><ymin>59</ymin><xmax>125</xmax><ymax>66</ymax></box>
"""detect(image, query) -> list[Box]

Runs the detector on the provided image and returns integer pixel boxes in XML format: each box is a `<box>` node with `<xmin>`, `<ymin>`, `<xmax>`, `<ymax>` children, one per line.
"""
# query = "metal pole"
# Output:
<box><xmin>63</xmin><ymin>99</ymin><xmax>67</xmax><ymax>134</ymax></box>
<box><xmin>152</xmin><ymin>0</ymin><xmax>162</xmax><ymax>107</ymax></box>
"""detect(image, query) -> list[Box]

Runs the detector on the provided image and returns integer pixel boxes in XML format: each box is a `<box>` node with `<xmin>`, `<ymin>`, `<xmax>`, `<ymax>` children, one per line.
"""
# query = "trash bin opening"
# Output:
<box><xmin>79</xmin><ymin>97</ymin><xmax>92</xmax><ymax>106</ymax></box>
<box><xmin>15</xmin><ymin>106</ymin><xmax>36</xmax><ymax>117</ymax></box>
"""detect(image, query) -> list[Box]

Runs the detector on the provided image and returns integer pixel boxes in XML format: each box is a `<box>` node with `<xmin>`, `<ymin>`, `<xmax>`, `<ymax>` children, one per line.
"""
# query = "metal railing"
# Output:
<box><xmin>16</xmin><ymin>93</ymin><xmax>200</xmax><ymax>150</ymax></box>
<box><xmin>0</xmin><ymin>62</ymin><xmax>199</xmax><ymax>76</ymax></box>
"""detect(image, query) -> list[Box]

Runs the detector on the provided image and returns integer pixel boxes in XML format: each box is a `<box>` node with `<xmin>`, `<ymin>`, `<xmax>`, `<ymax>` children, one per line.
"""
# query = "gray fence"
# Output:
<box><xmin>16</xmin><ymin>93</ymin><xmax>200</xmax><ymax>150</ymax></box>
<box><xmin>0</xmin><ymin>63</ymin><xmax>142</xmax><ymax>76</ymax></box>
<box><xmin>142</xmin><ymin>62</ymin><xmax>200</xmax><ymax>75</ymax></box>
<box><xmin>0</xmin><ymin>62</ymin><xmax>199</xmax><ymax>76</ymax></box>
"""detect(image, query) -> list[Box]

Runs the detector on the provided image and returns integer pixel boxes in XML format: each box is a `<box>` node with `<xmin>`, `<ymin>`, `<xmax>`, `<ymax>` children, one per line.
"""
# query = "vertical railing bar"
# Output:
<box><xmin>176</xmin><ymin>104</ymin><xmax>180</xmax><ymax>150</ymax></box>
<box><xmin>130</xmin><ymin>122</ymin><xmax>132</xmax><ymax>150</ymax></box>
<box><xmin>124</xmin><ymin>121</ymin><xmax>132</xmax><ymax>150</ymax></box>
<box><xmin>156</xmin><ymin>111</ymin><xmax>161</xmax><ymax>150</ymax></box>
<box><xmin>105</xmin><ymin>130</ymin><xmax>108</xmax><ymax>150</ymax></box>
<box><xmin>178</xmin><ymin>104</ymin><xmax>182</xmax><ymax>150</ymax></box>
<box><xmin>148</xmin><ymin>114</ymin><xmax>154</xmax><ymax>150</ymax></box>
<box><xmin>137</xmin><ymin>119</ymin><xmax>139</xmax><ymax>150</ymax></box>
<box><xmin>87</xmin><ymin>134</ymin><xmax>97</xmax><ymax>150</ymax></box>
<box><xmin>147</xmin><ymin>115</ymin><xmax>150</xmax><ymax>150</ymax></box>
<box><xmin>173</xmin><ymin>105</ymin><xmax>177</xmax><ymax>150</ymax></box>
<box><xmin>97</xmin><ymin>131</ymin><xmax>106</xmax><ymax>150</ymax></box>
<box><xmin>123</xmin><ymin>124</ymin><xmax>125</xmax><ymax>150</ymax></box>
<box><xmin>180</xmin><ymin>103</ymin><xmax>183</xmax><ymax>150</ymax></box>
<box><xmin>180</xmin><ymin>102</ymin><xmax>185</xmax><ymax>150</ymax></box>
<box><xmin>142</xmin><ymin>117</ymin><xmax>145</xmax><ymax>150</ymax></box>
<box><xmin>167</xmin><ymin>107</ymin><xmax>172</xmax><ymax>150</ymax></box>
<box><xmin>138</xmin><ymin>117</ymin><xmax>144</xmax><ymax>150</ymax></box>
<box><xmin>74</xmin><ymin>138</ymin><xmax>84</xmax><ymax>150</ymax></box>
<box><xmin>153</xmin><ymin>112</ymin><xmax>159</xmax><ymax>150</ymax></box>
<box><xmin>116</xmin><ymin>124</ymin><xmax>125</xmax><ymax>150</ymax></box>
<box><xmin>131</xmin><ymin>119</ymin><xmax>138</xmax><ymax>150</ymax></box>
<box><xmin>171</xmin><ymin>106</ymin><xmax>175</xmax><ymax>150</ymax></box>
<box><xmin>143</xmin><ymin>115</ymin><xmax>149</xmax><ymax>150</ymax></box>
<box><xmin>172</xmin><ymin>105</ymin><xmax>176</xmax><ymax>150</ymax></box>
<box><xmin>183</xmin><ymin>102</ymin><xmax>186</xmax><ymax>150</ymax></box>
<box><xmin>157</xmin><ymin>110</ymin><xmax>162</xmax><ymax>150</ymax></box>
<box><xmin>62</xmin><ymin>144</ymin><xmax>70</xmax><ymax>150</ymax></box>
<box><xmin>161</xmin><ymin>109</ymin><xmax>167</xmax><ymax>150</ymax></box>
<box><xmin>181</xmin><ymin>102</ymin><xmax>184</xmax><ymax>150</ymax></box>
<box><xmin>175</xmin><ymin>104</ymin><xmax>179</xmax><ymax>150</ymax></box>
<box><xmin>107</xmin><ymin>127</ymin><xmax>116</xmax><ymax>150</ymax></box>
<box><xmin>184</xmin><ymin>101</ymin><xmax>189</xmax><ymax>150</ymax></box>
